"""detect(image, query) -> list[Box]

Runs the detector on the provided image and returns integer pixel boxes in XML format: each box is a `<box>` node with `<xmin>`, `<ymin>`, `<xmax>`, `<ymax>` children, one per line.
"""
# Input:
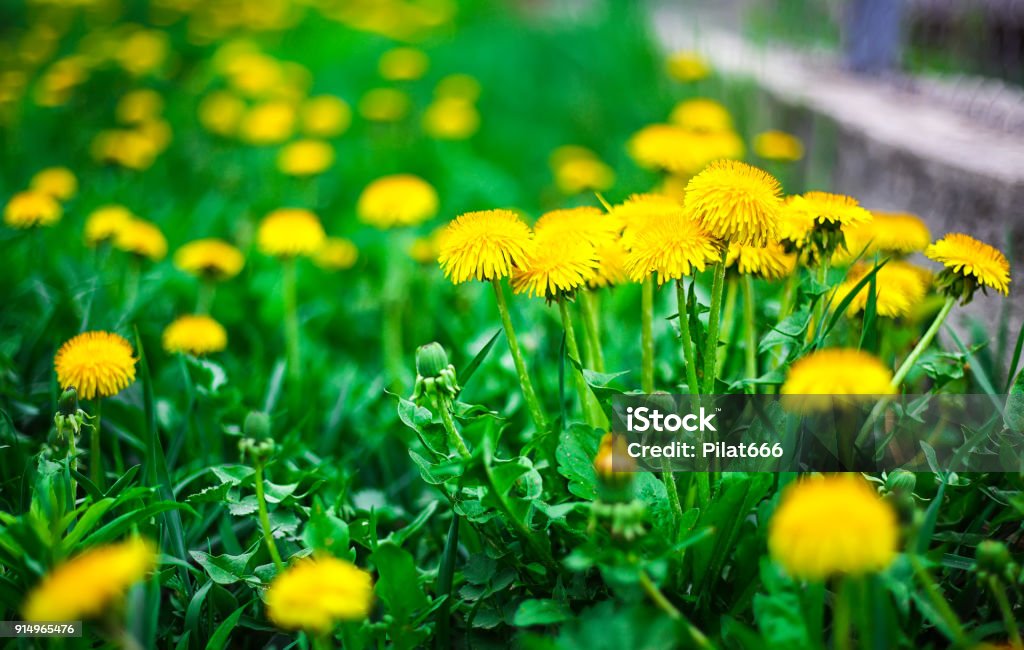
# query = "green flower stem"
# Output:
<box><xmin>702</xmin><ymin>250</ymin><xmax>728</xmax><ymax>394</ymax></box>
<box><xmin>195</xmin><ymin>279</ymin><xmax>215</xmax><ymax>315</ymax></box>
<box><xmin>254</xmin><ymin>462</ymin><xmax>285</xmax><ymax>572</ymax></box>
<box><xmin>312</xmin><ymin>633</ymin><xmax>332</xmax><ymax>650</ymax></box>
<box><xmin>909</xmin><ymin>554</ymin><xmax>967</xmax><ymax>644</ymax></box>
<box><xmin>811</xmin><ymin>257</ymin><xmax>830</xmax><ymax>340</ymax></box>
<box><xmin>91</xmin><ymin>399</ymin><xmax>103</xmax><ymax>488</ymax></box>
<box><xmin>834</xmin><ymin>578</ymin><xmax>852</xmax><ymax>650</ymax></box>
<box><xmin>123</xmin><ymin>257</ymin><xmax>141</xmax><ymax>314</ymax></box>
<box><xmin>383</xmin><ymin>253</ymin><xmax>408</xmax><ymax>391</ymax></box>
<box><xmin>491</xmin><ymin>278</ymin><xmax>547</xmax><ymax>432</ymax></box>
<box><xmin>638</xmin><ymin>571</ymin><xmax>713</xmax><ymax>649</ymax></box>
<box><xmin>641</xmin><ymin>277</ymin><xmax>655</xmax><ymax>393</ymax></box>
<box><xmin>778</xmin><ymin>268</ymin><xmax>799</xmax><ymax>321</ymax></box>
<box><xmin>717</xmin><ymin>277</ymin><xmax>738</xmax><ymax>377</ymax></box>
<box><xmin>282</xmin><ymin>257</ymin><xmax>301</xmax><ymax>387</ymax></box>
<box><xmin>578</xmin><ymin>289</ymin><xmax>605</xmax><ymax>373</ymax></box>
<box><xmin>67</xmin><ymin>432</ymin><xmax>78</xmax><ymax>508</ymax></box>
<box><xmin>439</xmin><ymin>400</ymin><xmax>471</xmax><ymax>460</ymax></box>
<box><xmin>989</xmin><ymin>576</ymin><xmax>1022</xmax><ymax>649</ymax></box>
<box><xmin>891</xmin><ymin>296</ymin><xmax>956</xmax><ymax>389</ymax></box>
<box><xmin>675</xmin><ymin>280</ymin><xmax>701</xmax><ymax>398</ymax></box>
<box><xmin>559</xmin><ymin>297</ymin><xmax>606</xmax><ymax>428</ymax></box>
<box><xmin>741</xmin><ymin>275</ymin><xmax>758</xmax><ymax>393</ymax></box>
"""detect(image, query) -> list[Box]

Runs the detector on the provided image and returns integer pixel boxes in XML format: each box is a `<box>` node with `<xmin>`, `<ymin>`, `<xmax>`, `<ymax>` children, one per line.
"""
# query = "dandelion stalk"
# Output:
<box><xmin>717</xmin><ymin>277</ymin><xmax>739</xmax><ymax>376</ymax></box>
<box><xmin>491</xmin><ymin>278</ymin><xmax>547</xmax><ymax>432</ymax></box>
<box><xmin>833</xmin><ymin>578</ymin><xmax>852</xmax><ymax>650</ymax></box>
<box><xmin>282</xmin><ymin>257</ymin><xmax>301</xmax><ymax>387</ymax></box>
<box><xmin>811</xmin><ymin>257</ymin><xmax>830</xmax><ymax>339</ymax></box>
<box><xmin>254</xmin><ymin>462</ymin><xmax>285</xmax><ymax>572</ymax></box>
<box><xmin>890</xmin><ymin>296</ymin><xmax>956</xmax><ymax>389</ymax></box>
<box><xmin>558</xmin><ymin>297</ymin><xmax>605</xmax><ymax>428</ymax></box>
<box><xmin>578</xmin><ymin>289</ymin><xmax>605</xmax><ymax>373</ymax></box>
<box><xmin>988</xmin><ymin>576</ymin><xmax>1022</xmax><ymax>649</ymax></box>
<box><xmin>741</xmin><ymin>274</ymin><xmax>758</xmax><ymax>392</ymax></box>
<box><xmin>91</xmin><ymin>399</ymin><xmax>103</xmax><ymax>488</ymax></box>
<box><xmin>438</xmin><ymin>401</ymin><xmax>471</xmax><ymax>460</ymax></box>
<box><xmin>909</xmin><ymin>554</ymin><xmax>967</xmax><ymax>644</ymax></box>
<box><xmin>641</xmin><ymin>277</ymin><xmax>655</xmax><ymax>393</ymax></box>
<box><xmin>702</xmin><ymin>249</ymin><xmax>728</xmax><ymax>394</ymax></box>
<box><xmin>195</xmin><ymin>279</ymin><xmax>215</xmax><ymax>315</ymax></box>
<box><xmin>675</xmin><ymin>280</ymin><xmax>700</xmax><ymax>398</ymax></box>
<box><xmin>638</xmin><ymin>571</ymin><xmax>712</xmax><ymax>649</ymax></box>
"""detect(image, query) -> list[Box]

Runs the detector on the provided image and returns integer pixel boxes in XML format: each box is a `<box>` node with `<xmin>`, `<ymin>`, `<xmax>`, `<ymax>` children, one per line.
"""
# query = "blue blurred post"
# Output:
<box><xmin>844</xmin><ymin>0</ymin><xmax>906</xmax><ymax>74</ymax></box>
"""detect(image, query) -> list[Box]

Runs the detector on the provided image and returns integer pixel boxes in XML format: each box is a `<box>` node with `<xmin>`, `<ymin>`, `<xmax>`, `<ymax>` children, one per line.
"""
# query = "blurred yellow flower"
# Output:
<box><xmin>769</xmin><ymin>475</ymin><xmax>897</xmax><ymax>580</ymax></box>
<box><xmin>535</xmin><ymin>206</ymin><xmax>621</xmax><ymax>251</ymax></box>
<box><xmin>300</xmin><ymin>95</ymin><xmax>352</xmax><ymax>138</ymax></box>
<box><xmin>114</xmin><ymin>219</ymin><xmax>167</xmax><ymax>261</ymax></box>
<box><xmin>198</xmin><ymin>90</ymin><xmax>247</xmax><ymax>138</ymax></box>
<box><xmin>91</xmin><ymin>129</ymin><xmax>160</xmax><ymax>170</ymax></box>
<box><xmin>726</xmin><ymin>241</ymin><xmax>796</xmax><ymax>280</ymax></box>
<box><xmin>55</xmin><ymin>331</ymin><xmax>137</xmax><ymax>400</ymax></box>
<box><xmin>34</xmin><ymin>56</ymin><xmax>89</xmax><ymax>107</ymax></box>
<box><xmin>629</xmin><ymin>124</ymin><xmax>743</xmax><ymax>177</ymax></box>
<box><xmin>174</xmin><ymin>238</ymin><xmax>245</xmax><ymax>281</ymax></box>
<box><xmin>511</xmin><ymin>234</ymin><xmax>597</xmax><ymax>299</ymax></box>
<box><xmin>593</xmin><ymin>432</ymin><xmax>634</xmax><ymax>488</ymax></box>
<box><xmin>315</xmin><ymin>237</ymin><xmax>359</xmax><ymax>271</ymax></box>
<box><xmin>379</xmin><ymin>46</ymin><xmax>429</xmax><ymax>81</ymax></box>
<box><xmin>840</xmin><ymin>211</ymin><xmax>931</xmax><ymax>262</ymax></box>
<box><xmin>800</xmin><ymin>191</ymin><xmax>873</xmax><ymax>228</ymax></box>
<box><xmin>781</xmin><ymin>348</ymin><xmax>894</xmax><ymax>412</ymax></box>
<box><xmin>85</xmin><ymin>205</ymin><xmax>134</xmax><ymax>246</ymax></box>
<box><xmin>438</xmin><ymin>209</ymin><xmax>534</xmax><ymax>284</ymax></box>
<box><xmin>266</xmin><ymin>557</ymin><xmax>373</xmax><ymax>633</ymax></box>
<box><xmin>258</xmin><ymin>208</ymin><xmax>326</xmax><ymax>257</ymax></box>
<box><xmin>116</xmin><ymin>89</ymin><xmax>164</xmax><ymax>125</ymax></box>
<box><xmin>624</xmin><ymin>209</ymin><xmax>720</xmax><ymax>284</ymax></box>
<box><xmin>686</xmin><ymin>160</ymin><xmax>782</xmax><ymax>247</ymax></box>
<box><xmin>115</xmin><ymin>29</ymin><xmax>169</xmax><ymax>76</ymax></box>
<box><xmin>239</xmin><ymin>101</ymin><xmax>296</xmax><ymax>145</ymax></box>
<box><xmin>358</xmin><ymin>88</ymin><xmax>411</xmax><ymax>123</ymax></box>
<box><xmin>277</xmin><ymin>139</ymin><xmax>335</xmax><ymax>177</ymax></box>
<box><xmin>435</xmin><ymin>73</ymin><xmax>481</xmax><ymax>102</ymax></box>
<box><xmin>357</xmin><ymin>174</ymin><xmax>438</xmax><ymax>228</ymax></box>
<box><xmin>4</xmin><ymin>191</ymin><xmax>62</xmax><ymax>229</ymax></box>
<box><xmin>669</xmin><ymin>98</ymin><xmax>732</xmax><ymax>133</ymax></box>
<box><xmin>30</xmin><ymin>167</ymin><xmax>77</xmax><ymax>201</ymax></box>
<box><xmin>162</xmin><ymin>315</ymin><xmax>228</xmax><ymax>355</ymax></box>
<box><xmin>422</xmin><ymin>97</ymin><xmax>480</xmax><ymax>140</ymax></box>
<box><xmin>224</xmin><ymin>51</ymin><xmax>285</xmax><ymax>98</ymax></box>
<box><xmin>833</xmin><ymin>261</ymin><xmax>930</xmax><ymax>319</ymax></box>
<box><xmin>590</xmin><ymin>238</ymin><xmax>629</xmax><ymax>288</ymax></box>
<box><xmin>926</xmin><ymin>233</ymin><xmax>1010</xmax><ymax>296</ymax></box>
<box><xmin>666</xmin><ymin>50</ymin><xmax>710</xmax><ymax>82</ymax></box>
<box><xmin>136</xmin><ymin>119</ymin><xmax>173</xmax><ymax>153</ymax></box>
<box><xmin>549</xmin><ymin>146</ymin><xmax>615</xmax><ymax>195</ymax></box>
<box><xmin>22</xmin><ymin>538</ymin><xmax>156</xmax><ymax>622</ymax></box>
<box><xmin>753</xmin><ymin>130</ymin><xmax>804</xmax><ymax>162</ymax></box>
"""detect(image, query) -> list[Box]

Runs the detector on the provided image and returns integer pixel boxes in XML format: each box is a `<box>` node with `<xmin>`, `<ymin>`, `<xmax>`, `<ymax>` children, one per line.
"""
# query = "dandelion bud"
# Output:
<box><xmin>58</xmin><ymin>387</ymin><xmax>79</xmax><ymax>416</ymax></box>
<box><xmin>244</xmin><ymin>411</ymin><xmax>272</xmax><ymax>440</ymax></box>
<box><xmin>53</xmin><ymin>386</ymin><xmax>90</xmax><ymax>440</ymax></box>
<box><xmin>884</xmin><ymin>469</ymin><xmax>916</xmax><ymax>495</ymax></box>
<box><xmin>415</xmin><ymin>342</ymin><xmax>449</xmax><ymax>378</ymax></box>
<box><xmin>976</xmin><ymin>540</ymin><xmax>1016</xmax><ymax>581</ymax></box>
<box><xmin>411</xmin><ymin>342</ymin><xmax>459</xmax><ymax>408</ymax></box>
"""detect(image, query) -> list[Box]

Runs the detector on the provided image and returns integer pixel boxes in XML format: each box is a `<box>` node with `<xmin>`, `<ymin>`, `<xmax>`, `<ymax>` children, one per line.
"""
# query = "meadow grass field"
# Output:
<box><xmin>0</xmin><ymin>0</ymin><xmax>1022</xmax><ymax>648</ymax></box>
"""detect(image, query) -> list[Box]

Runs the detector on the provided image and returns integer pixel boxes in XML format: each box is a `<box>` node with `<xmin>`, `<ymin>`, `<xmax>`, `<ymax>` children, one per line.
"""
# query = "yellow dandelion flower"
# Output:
<box><xmin>435</xmin><ymin>73</ymin><xmax>481</xmax><ymax>102</ymax></box>
<box><xmin>91</xmin><ymin>129</ymin><xmax>159</xmax><ymax>170</ymax></box>
<box><xmin>781</xmin><ymin>348</ymin><xmax>894</xmax><ymax>413</ymax></box>
<box><xmin>315</xmin><ymin>237</ymin><xmax>359</xmax><ymax>271</ymax></box>
<box><xmin>554</xmin><ymin>156</ymin><xmax>615</xmax><ymax>194</ymax></box>
<box><xmin>224</xmin><ymin>52</ymin><xmax>285</xmax><ymax>98</ymax></box>
<box><xmin>276</xmin><ymin>139</ymin><xmax>335</xmax><ymax>177</ymax></box>
<box><xmin>685</xmin><ymin>160</ymin><xmax>782</xmax><ymax>247</ymax></box>
<box><xmin>239</xmin><ymin>100</ymin><xmax>296</xmax><ymax>146</ymax></box>
<box><xmin>841</xmin><ymin>211</ymin><xmax>931</xmax><ymax>260</ymax></box>
<box><xmin>422</xmin><ymin>97</ymin><xmax>480</xmax><ymax>140</ymax></box>
<box><xmin>85</xmin><ymin>205</ymin><xmax>134</xmax><ymax>246</ymax></box>
<box><xmin>258</xmin><ymin>208</ymin><xmax>326</xmax><ymax>258</ymax></box>
<box><xmin>590</xmin><ymin>237</ymin><xmax>630</xmax><ymax>288</ymax></box>
<box><xmin>357</xmin><ymin>174</ymin><xmax>439</xmax><ymax>229</ymax></box>
<box><xmin>300</xmin><ymin>95</ymin><xmax>351</xmax><ymax>138</ymax></box>
<box><xmin>769</xmin><ymin>475</ymin><xmax>898</xmax><ymax>580</ymax></box>
<box><xmin>800</xmin><ymin>191</ymin><xmax>873</xmax><ymax>228</ymax></box>
<box><xmin>833</xmin><ymin>261</ymin><xmax>930</xmax><ymax>319</ymax></box>
<box><xmin>753</xmin><ymin>130</ymin><xmax>804</xmax><ymax>162</ymax></box>
<box><xmin>669</xmin><ymin>98</ymin><xmax>732</xmax><ymax>133</ymax></box>
<box><xmin>666</xmin><ymin>50</ymin><xmax>711</xmax><ymax>82</ymax></box>
<box><xmin>511</xmin><ymin>234</ymin><xmax>598</xmax><ymax>300</ymax></box>
<box><xmin>136</xmin><ymin>119</ymin><xmax>173</xmax><ymax>153</ymax></box>
<box><xmin>4</xmin><ymin>190</ymin><xmax>62</xmax><ymax>229</ymax></box>
<box><xmin>534</xmin><ymin>207</ymin><xmax>622</xmax><ymax>251</ymax></box>
<box><xmin>726</xmin><ymin>241</ymin><xmax>797</xmax><ymax>280</ymax></box>
<box><xmin>777</xmin><ymin>195</ymin><xmax>815</xmax><ymax>250</ymax></box>
<box><xmin>438</xmin><ymin>209</ymin><xmax>534</xmax><ymax>284</ymax></box>
<box><xmin>630</xmin><ymin>124</ymin><xmax>743</xmax><ymax>175</ymax></box>
<box><xmin>198</xmin><ymin>90</ymin><xmax>247</xmax><ymax>138</ymax></box>
<box><xmin>379</xmin><ymin>46</ymin><xmax>429</xmax><ymax>81</ymax></box>
<box><xmin>614</xmin><ymin>193</ymin><xmax>684</xmax><ymax>242</ymax></box>
<box><xmin>54</xmin><ymin>331</ymin><xmax>137</xmax><ymax>400</ymax></box>
<box><xmin>624</xmin><ymin>210</ymin><xmax>721</xmax><ymax>284</ymax></box>
<box><xmin>358</xmin><ymin>88</ymin><xmax>410</xmax><ymax>123</ymax></box>
<box><xmin>926</xmin><ymin>233</ymin><xmax>1011</xmax><ymax>296</ymax></box>
<box><xmin>114</xmin><ymin>219</ymin><xmax>167</xmax><ymax>261</ymax></box>
<box><xmin>266</xmin><ymin>556</ymin><xmax>373</xmax><ymax>633</ymax></box>
<box><xmin>29</xmin><ymin>167</ymin><xmax>77</xmax><ymax>201</ymax></box>
<box><xmin>116</xmin><ymin>89</ymin><xmax>163</xmax><ymax>125</ymax></box>
<box><xmin>115</xmin><ymin>29</ymin><xmax>168</xmax><ymax>77</ymax></box>
<box><xmin>174</xmin><ymin>239</ymin><xmax>245</xmax><ymax>281</ymax></box>
<box><xmin>22</xmin><ymin>538</ymin><xmax>156</xmax><ymax>622</ymax></box>
<box><xmin>162</xmin><ymin>315</ymin><xmax>227</xmax><ymax>355</ymax></box>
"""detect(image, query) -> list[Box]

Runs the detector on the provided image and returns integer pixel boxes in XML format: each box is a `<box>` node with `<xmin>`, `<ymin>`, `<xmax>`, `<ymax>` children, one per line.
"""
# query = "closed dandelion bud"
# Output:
<box><xmin>53</xmin><ymin>386</ymin><xmax>90</xmax><ymax>440</ymax></box>
<box><xmin>240</xmin><ymin>411</ymin><xmax>275</xmax><ymax>464</ymax></box>
<box><xmin>411</xmin><ymin>342</ymin><xmax>459</xmax><ymax>407</ymax></box>
<box><xmin>58</xmin><ymin>387</ymin><xmax>78</xmax><ymax>417</ymax></box>
<box><xmin>884</xmin><ymin>469</ymin><xmax>916</xmax><ymax>495</ymax></box>
<box><xmin>976</xmin><ymin>540</ymin><xmax>1016</xmax><ymax>581</ymax></box>
<box><xmin>416</xmin><ymin>342</ymin><xmax>449</xmax><ymax>378</ymax></box>
<box><xmin>244</xmin><ymin>411</ymin><xmax>272</xmax><ymax>441</ymax></box>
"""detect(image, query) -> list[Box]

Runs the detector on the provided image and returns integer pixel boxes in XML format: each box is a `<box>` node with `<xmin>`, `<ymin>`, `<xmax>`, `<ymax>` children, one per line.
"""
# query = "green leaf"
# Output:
<box><xmin>372</xmin><ymin>540</ymin><xmax>429</xmax><ymax>620</ymax></box>
<box><xmin>460</xmin><ymin>328</ymin><xmax>502</xmax><ymax>386</ymax></box>
<box><xmin>189</xmin><ymin>545</ymin><xmax>258</xmax><ymax>585</ymax></box>
<box><xmin>204</xmin><ymin>605</ymin><xmax>244</xmax><ymax>650</ymax></box>
<box><xmin>555</xmin><ymin>424</ymin><xmax>600</xmax><ymax>500</ymax></box>
<box><xmin>513</xmin><ymin>599</ymin><xmax>572</xmax><ymax>626</ymax></box>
